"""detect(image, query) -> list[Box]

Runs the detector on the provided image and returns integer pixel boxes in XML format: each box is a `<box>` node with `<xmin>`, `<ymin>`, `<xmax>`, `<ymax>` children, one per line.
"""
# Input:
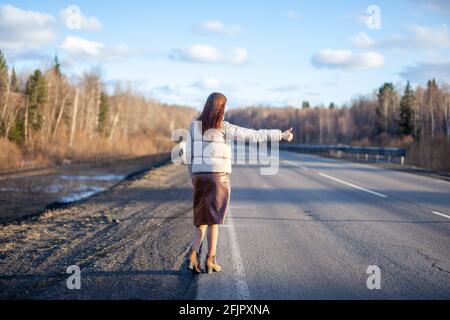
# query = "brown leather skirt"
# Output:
<box><xmin>193</xmin><ymin>173</ymin><xmax>231</xmax><ymax>226</ymax></box>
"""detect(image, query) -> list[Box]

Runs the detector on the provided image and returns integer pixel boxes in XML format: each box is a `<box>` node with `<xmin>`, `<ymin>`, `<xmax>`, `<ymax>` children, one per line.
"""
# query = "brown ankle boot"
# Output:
<box><xmin>188</xmin><ymin>251</ymin><xmax>202</xmax><ymax>274</ymax></box>
<box><xmin>205</xmin><ymin>254</ymin><xmax>221</xmax><ymax>273</ymax></box>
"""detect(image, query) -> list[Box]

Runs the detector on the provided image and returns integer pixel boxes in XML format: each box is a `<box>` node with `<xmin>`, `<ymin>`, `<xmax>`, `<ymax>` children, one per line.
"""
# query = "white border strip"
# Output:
<box><xmin>432</xmin><ymin>210</ymin><xmax>450</xmax><ymax>219</ymax></box>
<box><xmin>227</xmin><ymin>209</ymin><xmax>251</xmax><ymax>300</ymax></box>
<box><xmin>318</xmin><ymin>172</ymin><xmax>388</xmax><ymax>198</ymax></box>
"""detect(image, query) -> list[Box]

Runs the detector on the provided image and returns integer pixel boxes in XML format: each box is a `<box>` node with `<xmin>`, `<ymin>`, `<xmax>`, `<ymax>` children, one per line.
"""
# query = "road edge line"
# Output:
<box><xmin>318</xmin><ymin>172</ymin><xmax>388</xmax><ymax>198</ymax></box>
<box><xmin>227</xmin><ymin>209</ymin><xmax>251</xmax><ymax>300</ymax></box>
<box><xmin>431</xmin><ymin>210</ymin><xmax>450</xmax><ymax>219</ymax></box>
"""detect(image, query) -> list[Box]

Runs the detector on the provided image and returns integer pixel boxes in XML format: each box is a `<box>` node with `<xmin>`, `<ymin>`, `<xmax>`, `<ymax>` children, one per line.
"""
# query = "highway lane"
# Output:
<box><xmin>196</xmin><ymin>151</ymin><xmax>450</xmax><ymax>299</ymax></box>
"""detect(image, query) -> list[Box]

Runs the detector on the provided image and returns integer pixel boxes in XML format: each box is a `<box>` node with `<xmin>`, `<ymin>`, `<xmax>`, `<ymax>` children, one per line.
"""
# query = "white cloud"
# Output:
<box><xmin>148</xmin><ymin>79</ymin><xmax>235</xmax><ymax>107</ymax></box>
<box><xmin>149</xmin><ymin>83</ymin><xmax>206</xmax><ymax>107</ymax></box>
<box><xmin>60</xmin><ymin>36</ymin><xmax>141</xmax><ymax>61</ymax></box>
<box><xmin>193</xmin><ymin>20</ymin><xmax>242</xmax><ymax>35</ymax></box>
<box><xmin>352</xmin><ymin>25</ymin><xmax>450</xmax><ymax>50</ymax></box>
<box><xmin>352</xmin><ymin>32</ymin><xmax>375</xmax><ymax>48</ymax></box>
<box><xmin>311</xmin><ymin>49</ymin><xmax>384</xmax><ymax>70</ymax></box>
<box><xmin>412</xmin><ymin>0</ymin><xmax>450</xmax><ymax>15</ymax></box>
<box><xmin>407</xmin><ymin>24</ymin><xmax>450</xmax><ymax>48</ymax></box>
<box><xmin>229</xmin><ymin>48</ymin><xmax>248</xmax><ymax>65</ymax></box>
<box><xmin>400</xmin><ymin>61</ymin><xmax>450</xmax><ymax>83</ymax></box>
<box><xmin>175</xmin><ymin>44</ymin><xmax>221</xmax><ymax>63</ymax></box>
<box><xmin>193</xmin><ymin>77</ymin><xmax>221</xmax><ymax>90</ymax></box>
<box><xmin>61</xmin><ymin>36</ymin><xmax>104</xmax><ymax>58</ymax></box>
<box><xmin>170</xmin><ymin>44</ymin><xmax>248</xmax><ymax>65</ymax></box>
<box><xmin>0</xmin><ymin>4</ymin><xmax>56</xmax><ymax>50</ymax></box>
<box><xmin>60</xmin><ymin>6</ymin><xmax>102</xmax><ymax>31</ymax></box>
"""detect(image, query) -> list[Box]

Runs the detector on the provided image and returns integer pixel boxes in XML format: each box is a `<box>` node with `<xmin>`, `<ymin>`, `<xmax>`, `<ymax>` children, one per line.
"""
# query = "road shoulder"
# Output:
<box><xmin>0</xmin><ymin>163</ymin><xmax>196</xmax><ymax>299</ymax></box>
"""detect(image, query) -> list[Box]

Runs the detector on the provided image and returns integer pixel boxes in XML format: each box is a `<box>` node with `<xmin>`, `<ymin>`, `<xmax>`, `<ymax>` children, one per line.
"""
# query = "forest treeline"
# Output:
<box><xmin>2</xmin><ymin>49</ymin><xmax>449</xmax><ymax>172</ymax></box>
<box><xmin>227</xmin><ymin>80</ymin><xmax>450</xmax><ymax>172</ymax></box>
<box><xmin>0</xmin><ymin>50</ymin><xmax>197</xmax><ymax>171</ymax></box>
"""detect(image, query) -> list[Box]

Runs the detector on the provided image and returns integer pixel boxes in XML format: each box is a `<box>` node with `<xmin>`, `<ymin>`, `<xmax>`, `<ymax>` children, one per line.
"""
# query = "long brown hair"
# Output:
<box><xmin>197</xmin><ymin>92</ymin><xmax>227</xmax><ymax>134</ymax></box>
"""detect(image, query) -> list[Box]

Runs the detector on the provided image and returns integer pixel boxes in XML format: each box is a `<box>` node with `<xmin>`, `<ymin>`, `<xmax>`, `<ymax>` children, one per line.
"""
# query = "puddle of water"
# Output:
<box><xmin>0</xmin><ymin>187</ymin><xmax>22</xmax><ymax>192</ymax></box>
<box><xmin>1</xmin><ymin>174</ymin><xmax>126</xmax><ymax>204</ymax></box>
<box><xmin>59</xmin><ymin>175</ymin><xmax>125</xmax><ymax>181</ymax></box>
<box><xmin>55</xmin><ymin>174</ymin><xmax>125</xmax><ymax>203</ymax></box>
<box><xmin>43</xmin><ymin>184</ymin><xmax>65</xmax><ymax>193</ymax></box>
<box><xmin>0</xmin><ymin>184</ymin><xmax>104</xmax><ymax>194</ymax></box>
<box><xmin>0</xmin><ymin>185</ymin><xmax>65</xmax><ymax>193</ymax></box>
<box><xmin>59</xmin><ymin>186</ymin><xmax>106</xmax><ymax>204</ymax></box>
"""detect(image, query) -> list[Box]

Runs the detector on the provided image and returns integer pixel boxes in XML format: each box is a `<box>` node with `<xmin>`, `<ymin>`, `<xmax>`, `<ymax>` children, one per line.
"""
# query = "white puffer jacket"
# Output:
<box><xmin>188</xmin><ymin>120</ymin><xmax>281</xmax><ymax>176</ymax></box>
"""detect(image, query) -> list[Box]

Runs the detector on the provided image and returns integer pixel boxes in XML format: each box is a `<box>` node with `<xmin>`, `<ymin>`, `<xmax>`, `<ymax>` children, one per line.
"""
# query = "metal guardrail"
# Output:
<box><xmin>281</xmin><ymin>144</ymin><xmax>407</xmax><ymax>165</ymax></box>
<box><xmin>282</xmin><ymin>144</ymin><xmax>406</xmax><ymax>156</ymax></box>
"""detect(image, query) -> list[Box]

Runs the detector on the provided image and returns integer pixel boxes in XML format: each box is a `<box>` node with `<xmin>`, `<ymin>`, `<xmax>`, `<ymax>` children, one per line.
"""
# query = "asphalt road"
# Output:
<box><xmin>1</xmin><ymin>151</ymin><xmax>449</xmax><ymax>299</ymax></box>
<box><xmin>196</xmin><ymin>151</ymin><xmax>450</xmax><ymax>299</ymax></box>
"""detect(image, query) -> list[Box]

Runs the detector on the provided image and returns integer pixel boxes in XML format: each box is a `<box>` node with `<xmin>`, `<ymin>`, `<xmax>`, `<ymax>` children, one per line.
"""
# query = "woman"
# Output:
<box><xmin>187</xmin><ymin>92</ymin><xmax>293</xmax><ymax>274</ymax></box>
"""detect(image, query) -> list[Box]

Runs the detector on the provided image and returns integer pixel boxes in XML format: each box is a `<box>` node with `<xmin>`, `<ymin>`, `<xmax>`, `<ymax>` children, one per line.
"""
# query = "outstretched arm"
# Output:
<box><xmin>223</xmin><ymin>121</ymin><xmax>280</xmax><ymax>143</ymax></box>
<box><xmin>224</xmin><ymin>121</ymin><xmax>294</xmax><ymax>143</ymax></box>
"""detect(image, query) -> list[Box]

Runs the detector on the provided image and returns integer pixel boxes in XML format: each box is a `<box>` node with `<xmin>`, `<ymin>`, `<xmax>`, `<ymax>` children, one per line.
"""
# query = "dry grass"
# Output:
<box><xmin>353</xmin><ymin>134</ymin><xmax>450</xmax><ymax>173</ymax></box>
<box><xmin>0</xmin><ymin>138</ymin><xmax>25</xmax><ymax>171</ymax></box>
<box><xmin>407</xmin><ymin>137</ymin><xmax>450</xmax><ymax>172</ymax></box>
<box><xmin>0</xmin><ymin>131</ymin><xmax>176</xmax><ymax>172</ymax></box>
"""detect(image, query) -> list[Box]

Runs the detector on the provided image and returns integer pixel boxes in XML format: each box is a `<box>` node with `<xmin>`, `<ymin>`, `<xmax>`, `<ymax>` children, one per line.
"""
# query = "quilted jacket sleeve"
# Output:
<box><xmin>223</xmin><ymin>121</ymin><xmax>281</xmax><ymax>143</ymax></box>
<box><xmin>187</xmin><ymin>123</ymin><xmax>194</xmax><ymax>179</ymax></box>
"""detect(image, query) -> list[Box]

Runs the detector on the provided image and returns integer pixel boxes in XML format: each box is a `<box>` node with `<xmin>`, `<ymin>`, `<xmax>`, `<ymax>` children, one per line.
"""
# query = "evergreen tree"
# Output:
<box><xmin>424</xmin><ymin>78</ymin><xmax>439</xmax><ymax>139</ymax></box>
<box><xmin>53</xmin><ymin>54</ymin><xmax>61</xmax><ymax>77</ymax></box>
<box><xmin>10</xmin><ymin>67</ymin><xmax>19</xmax><ymax>92</ymax></box>
<box><xmin>329</xmin><ymin>102</ymin><xmax>336</xmax><ymax>109</ymax></box>
<box><xmin>399</xmin><ymin>81</ymin><xmax>416</xmax><ymax>136</ymax></box>
<box><xmin>376</xmin><ymin>82</ymin><xmax>395</xmax><ymax>134</ymax></box>
<box><xmin>427</xmin><ymin>78</ymin><xmax>438</xmax><ymax>90</ymax></box>
<box><xmin>302</xmin><ymin>101</ymin><xmax>310</xmax><ymax>109</ymax></box>
<box><xmin>0</xmin><ymin>50</ymin><xmax>8</xmax><ymax>136</ymax></box>
<box><xmin>25</xmin><ymin>69</ymin><xmax>47</xmax><ymax>130</ymax></box>
<box><xmin>98</xmin><ymin>92</ymin><xmax>109</xmax><ymax>134</ymax></box>
<box><xmin>0</xmin><ymin>50</ymin><xmax>8</xmax><ymax>104</ymax></box>
<box><xmin>9</xmin><ymin>115</ymin><xmax>25</xmax><ymax>144</ymax></box>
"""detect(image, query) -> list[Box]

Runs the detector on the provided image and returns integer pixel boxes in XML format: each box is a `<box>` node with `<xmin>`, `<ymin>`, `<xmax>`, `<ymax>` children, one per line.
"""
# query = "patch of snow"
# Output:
<box><xmin>59</xmin><ymin>174</ymin><xmax>126</xmax><ymax>182</ymax></box>
<box><xmin>58</xmin><ymin>186</ymin><xmax>106</xmax><ymax>203</ymax></box>
<box><xmin>0</xmin><ymin>187</ymin><xmax>22</xmax><ymax>192</ymax></box>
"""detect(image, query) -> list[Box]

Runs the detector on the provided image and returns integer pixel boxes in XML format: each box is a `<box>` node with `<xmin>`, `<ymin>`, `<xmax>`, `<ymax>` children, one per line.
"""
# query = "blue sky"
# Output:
<box><xmin>1</xmin><ymin>0</ymin><xmax>449</xmax><ymax>109</ymax></box>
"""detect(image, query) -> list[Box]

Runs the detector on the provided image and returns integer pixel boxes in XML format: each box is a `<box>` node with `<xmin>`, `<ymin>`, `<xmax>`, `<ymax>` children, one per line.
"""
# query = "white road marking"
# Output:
<box><xmin>284</xmin><ymin>160</ymin><xmax>309</xmax><ymax>170</ymax></box>
<box><xmin>431</xmin><ymin>210</ymin><xmax>450</xmax><ymax>219</ymax></box>
<box><xmin>318</xmin><ymin>172</ymin><xmax>388</xmax><ymax>198</ymax></box>
<box><xmin>227</xmin><ymin>209</ymin><xmax>251</xmax><ymax>300</ymax></box>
